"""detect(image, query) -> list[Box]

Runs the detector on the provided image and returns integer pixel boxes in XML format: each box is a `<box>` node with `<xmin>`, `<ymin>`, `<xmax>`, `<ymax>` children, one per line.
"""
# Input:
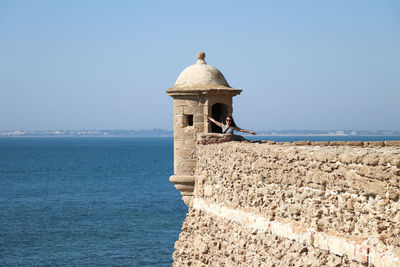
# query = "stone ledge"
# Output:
<box><xmin>386</xmin><ymin>141</ymin><xmax>400</xmax><ymax>146</ymax></box>
<box><xmin>311</xmin><ymin>141</ymin><xmax>330</xmax><ymax>146</ymax></box>
<box><xmin>198</xmin><ymin>139</ymin><xmax>400</xmax><ymax>147</ymax></box>
<box><xmin>197</xmin><ymin>133</ymin><xmax>232</xmax><ymax>145</ymax></box>
<box><xmin>192</xmin><ymin>197</ymin><xmax>400</xmax><ymax>267</ymax></box>
<box><xmin>169</xmin><ymin>175</ymin><xmax>195</xmax><ymax>184</ymax></box>
<box><xmin>293</xmin><ymin>141</ymin><xmax>311</xmax><ymax>146</ymax></box>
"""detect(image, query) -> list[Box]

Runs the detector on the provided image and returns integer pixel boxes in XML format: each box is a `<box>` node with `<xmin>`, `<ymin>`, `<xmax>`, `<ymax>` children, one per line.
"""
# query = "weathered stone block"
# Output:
<box><xmin>311</xmin><ymin>141</ymin><xmax>330</xmax><ymax>146</ymax></box>
<box><xmin>277</xmin><ymin>142</ymin><xmax>292</xmax><ymax>146</ymax></box>
<box><xmin>173</xmin><ymin>105</ymin><xmax>185</xmax><ymax>114</ymax></box>
<box><xmin>193</xmin><ymin>114</ymin><xmax>204</xmax><ymax>123</ymax></box>
<box><xmin>193</xmin><ymin>123</ymin><xmax>204</xmax><ymax>132</ymax></box>
<box><xmin>347</xmin><ymin>141</ymin><xmax>364</xmax><ymax>147</ymax></box>
<box><xmin>385</xmin><ymin>141</ymin><xmax>400</xmax><ymax>146</ymax></box>
<box><xmin>176</xmin><ymin>164</ymin><xmax>196</xmax><ymax>175</ymax></box>
<box><xmin>175</xmin><ymin>148</ymin><xmax>193</xmax><ymax>159</ymax></box>
<box><xmin>330</xmin><ymin>141</ymin><xmax>347</xmax><ymax>146</ymax></box>
<box><xmin>364</xmin><ymin>141</ymin><xmax>385</xmax><ymax>147</ymax></box>
<box><xmin>293</xmin><ymin>141</ymin><xmax>311</xmax><ymax>146</ymax></box>
<box><xmin>174</xmin><ymin>131</ymin><xmax>195</xmax><ymax>140</ymax></box>
<box><xmin>184</xmin><ymin>105</ymin><xmax>203</xmax><ymax>114</ymax></box>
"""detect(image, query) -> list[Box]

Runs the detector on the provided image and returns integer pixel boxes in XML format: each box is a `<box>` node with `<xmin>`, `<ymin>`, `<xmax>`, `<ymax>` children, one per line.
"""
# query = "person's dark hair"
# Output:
<box><xmin>226</xmin><ymin>115</ymin><xmax>237</xmax><ymax>128</ymax></box>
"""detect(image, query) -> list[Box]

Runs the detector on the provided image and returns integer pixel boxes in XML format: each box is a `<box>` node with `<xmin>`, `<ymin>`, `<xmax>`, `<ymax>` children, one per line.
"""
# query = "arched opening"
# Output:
<box><xmin>211</xmin><ymin>103</ymin><xmax>229</xmax><ymax>133</ymax></box>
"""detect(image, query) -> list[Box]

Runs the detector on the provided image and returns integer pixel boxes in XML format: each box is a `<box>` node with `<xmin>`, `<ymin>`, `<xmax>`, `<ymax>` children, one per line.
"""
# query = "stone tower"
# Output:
<box><xmin>166</xmin><ymin>52</ymin><xmax>242</xmax><ymax>206</ymax></box>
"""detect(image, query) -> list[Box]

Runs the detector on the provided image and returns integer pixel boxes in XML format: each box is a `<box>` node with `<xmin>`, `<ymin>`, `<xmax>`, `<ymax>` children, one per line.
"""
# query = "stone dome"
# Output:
<box><xmin>171</xmin><ymin>52</ymin><xmax>232</xmax><ymax>90</ymax></box>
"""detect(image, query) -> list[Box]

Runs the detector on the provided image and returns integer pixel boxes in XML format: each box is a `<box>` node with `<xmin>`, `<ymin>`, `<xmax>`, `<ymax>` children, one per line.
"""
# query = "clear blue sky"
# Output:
<box><xmin>1</xmin><ymin>0</ymin><xmax>399</xmax><ymax>131</ymax></box>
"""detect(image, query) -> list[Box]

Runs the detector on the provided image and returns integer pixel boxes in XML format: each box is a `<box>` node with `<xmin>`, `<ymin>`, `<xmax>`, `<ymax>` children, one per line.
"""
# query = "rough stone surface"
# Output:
<box><xmin>173</xmin><ymin>210</ymin><xmax>363</xmax><ymax>267</ymax></box>
<box><xmin>197</xmin><ymin>133</ymin><xmax>233</xmax><ymax>144</ymax></box>
<box><xmin>166</xmin><ymin>53</ymin><xmax>242</xmax><ymax>206</ymax></box>
<box><xmin>172</xmin><ymin>142</ymin><xmax>400</xmax><ymax>266</ymax></box>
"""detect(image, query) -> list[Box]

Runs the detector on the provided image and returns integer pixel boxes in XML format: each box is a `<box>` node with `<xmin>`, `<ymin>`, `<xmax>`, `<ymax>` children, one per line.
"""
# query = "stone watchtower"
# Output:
<box><xmin>166</xmin><ymin>52</ymin><xmax>242</xmax><ymax>206</ymax></box>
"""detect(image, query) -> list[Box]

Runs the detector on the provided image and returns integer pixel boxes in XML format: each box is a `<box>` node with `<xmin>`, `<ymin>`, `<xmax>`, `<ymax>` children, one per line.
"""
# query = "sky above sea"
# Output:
<box><xmin>0</xmin><ymin>1</ymin><xmax>399</xmax><ymax>131</ymax></box>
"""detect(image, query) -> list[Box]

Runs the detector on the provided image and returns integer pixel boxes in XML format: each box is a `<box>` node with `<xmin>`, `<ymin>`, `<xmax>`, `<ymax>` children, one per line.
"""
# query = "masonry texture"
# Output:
<box><xmin>167</xmin><ymin>52</ymin><xmax>241</xmax><ymax>206</ymax></box>
<box><xmin>173</xmin><ymin>141</ymin><xmax>400</xmax><ymax>266</ymax></box>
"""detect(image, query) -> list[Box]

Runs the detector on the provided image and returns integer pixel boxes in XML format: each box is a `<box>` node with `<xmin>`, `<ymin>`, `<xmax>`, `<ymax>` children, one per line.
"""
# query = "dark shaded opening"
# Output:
<box><xmin>187</xmin><ymin>115</ymin><xmax>193</xmax><ymax>126</ymax></box>
<box><xmin>211</xmin><ymin>103</ymin><xmax>229</xmax><ymax>133</ymax></box>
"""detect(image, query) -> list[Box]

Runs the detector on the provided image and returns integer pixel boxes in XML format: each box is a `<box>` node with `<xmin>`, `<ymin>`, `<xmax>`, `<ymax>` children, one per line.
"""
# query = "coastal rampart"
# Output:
<box><xmin>173</xmin><ymin>138</ymin><xmax>400</xmax><ymax>266</ymax></box>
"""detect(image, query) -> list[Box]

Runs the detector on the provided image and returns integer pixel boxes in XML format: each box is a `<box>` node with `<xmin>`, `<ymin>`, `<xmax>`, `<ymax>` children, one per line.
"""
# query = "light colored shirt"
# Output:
<box><xmin>222</xmin><ymin>124</ymin><xmax>234</xmax><ymax>134</ymax></box>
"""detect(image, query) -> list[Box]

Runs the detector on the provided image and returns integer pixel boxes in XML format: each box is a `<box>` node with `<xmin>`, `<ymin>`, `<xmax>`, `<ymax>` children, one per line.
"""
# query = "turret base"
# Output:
<box><xmin>170</xmin><ymin>175</ymin><xmax>195</xmax><ymax>206</ymax></box>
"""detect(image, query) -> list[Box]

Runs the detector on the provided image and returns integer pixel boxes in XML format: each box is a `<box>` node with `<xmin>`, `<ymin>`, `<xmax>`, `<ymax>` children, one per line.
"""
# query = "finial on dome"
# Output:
<box><xmin>197</xmin><ymin>51</ymin><xmax>205</xmax><ymax>60</ymax></box>
<box><xmin>196</xmin><ymin>51</ymin><xmax>206</xmax><ymax>64</ymax></box>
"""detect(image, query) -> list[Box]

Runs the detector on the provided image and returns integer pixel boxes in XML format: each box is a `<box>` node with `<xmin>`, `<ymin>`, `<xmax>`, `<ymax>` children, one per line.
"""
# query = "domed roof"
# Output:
<box><xmin>170</xmin><ymin>52</ymin><xmax>232</xmax><ymax>90</ymax></box>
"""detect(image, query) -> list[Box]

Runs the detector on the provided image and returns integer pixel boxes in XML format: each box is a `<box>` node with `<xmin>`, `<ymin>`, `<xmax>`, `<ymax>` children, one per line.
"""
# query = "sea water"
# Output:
<box><xmin>0</xmin><ymin>138</ymin><xmax>186</xmax><ymax>266</ymax></box>
<box><xmin>0</xmin><ymin>136</ymin><xmax>399</xmax><ymax>266</ymax></box>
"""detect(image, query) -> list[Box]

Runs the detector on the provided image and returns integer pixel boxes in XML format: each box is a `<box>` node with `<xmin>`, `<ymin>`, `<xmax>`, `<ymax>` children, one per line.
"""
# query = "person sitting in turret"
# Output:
<box><xmin>205</xmin><ymin>114</ymin><xmax>256</xmax><ymax>142</ymax></box>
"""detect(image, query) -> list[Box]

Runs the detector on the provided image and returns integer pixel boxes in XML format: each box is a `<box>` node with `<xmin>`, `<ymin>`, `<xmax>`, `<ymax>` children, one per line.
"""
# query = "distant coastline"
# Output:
<box><xmin>1</xmin><ymin>129</ymin><xmax>400</xmax><ymax>137</ymax></box>
<box><xmin>0</xmin><ymin>129</ymin><xmax>174</xmax><ymax>137</ymax></box>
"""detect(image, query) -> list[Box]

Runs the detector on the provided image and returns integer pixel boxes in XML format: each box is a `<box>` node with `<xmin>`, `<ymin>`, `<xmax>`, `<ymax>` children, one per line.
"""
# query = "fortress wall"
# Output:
<box><xmin>173</xmin><ymin>141</ymin><xmax>400</xmax><ymax>266</ymax></box>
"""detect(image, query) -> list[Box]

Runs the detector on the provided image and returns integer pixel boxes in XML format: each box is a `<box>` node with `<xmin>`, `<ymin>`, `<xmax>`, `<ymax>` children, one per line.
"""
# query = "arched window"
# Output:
<box><xmin>211</xmin><ymin>103</ymin><xmax>229</xmax><ymax>133</ymax></box>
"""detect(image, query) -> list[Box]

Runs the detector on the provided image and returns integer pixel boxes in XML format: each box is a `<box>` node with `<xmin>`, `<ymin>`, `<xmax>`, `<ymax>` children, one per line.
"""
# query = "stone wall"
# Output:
<box><xmin>173</xmin><ymin>141</ymin><xmax>400</xmax><ymax>266</ymax></box>
<box><xmin>173</xmin><ymin>96</ymin><xmax>206</xmax><ymax>176</ymax></box>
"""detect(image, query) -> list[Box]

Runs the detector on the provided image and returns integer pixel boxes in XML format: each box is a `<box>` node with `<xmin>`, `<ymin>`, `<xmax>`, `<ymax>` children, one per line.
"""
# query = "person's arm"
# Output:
<box><xmin>234</xmin><ymin>127</ymin><xmax>256</xmax><ymax>135</ymax></box>
<box><xmin>204</xmin><ymin>114</ymin><xmax>223</xmax><ymax>128</ymax></box>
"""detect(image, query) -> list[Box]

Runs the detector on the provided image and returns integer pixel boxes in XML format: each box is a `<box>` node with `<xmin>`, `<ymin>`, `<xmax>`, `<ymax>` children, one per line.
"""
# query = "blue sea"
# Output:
<box><xmin>0</xmin><ymin>136</ymin><xmax>399</xmax><ymax>266</ymax></box>
<box><xmin>0</xmin><ymin>138</ymin><xmax>186</xmax><ymax>266</ymax></box>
